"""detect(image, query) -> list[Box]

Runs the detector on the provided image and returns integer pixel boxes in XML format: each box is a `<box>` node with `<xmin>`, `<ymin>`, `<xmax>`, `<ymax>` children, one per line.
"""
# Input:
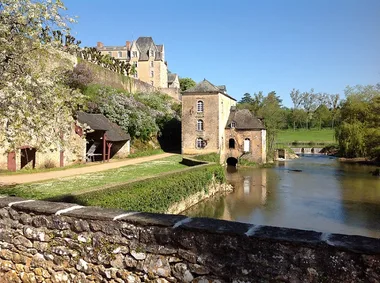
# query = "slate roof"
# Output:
<box><xmin>168</xmin><ymin>73</ymin><xmax>178</xmax><ymax>83</ymax></box>
<box><xmin>217</xmin><ymin>85</ymin><xmax>227</xmax><ymax>93</ymax></box>
<box><xmin>135</xmin><ymin>37</ymin><xmax>163</xmax><ymax>61</ymax></box>
<box><xmin>225</xmin><ymin>108</ymin><xmax>265</xmax><ymax>130</ymax></box>
<box><xmin>184</xmin><ymin>79</ymin><xmax>222</xmax><ymax>93</ymax></box>
<box><xmin>183</xmin><ymin>79</ymin><xmax>236</xmax><ymax>101</ymax></box>
<box><xmin>77</xmin><ymin>112</ymin><xmax>130</xmax><ymax>142</ymax></box>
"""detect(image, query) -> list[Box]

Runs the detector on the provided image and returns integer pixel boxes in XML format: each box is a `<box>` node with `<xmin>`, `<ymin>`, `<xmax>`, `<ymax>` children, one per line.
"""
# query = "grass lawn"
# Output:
<box><xmin>276</xmin><ymin>128</ymin><xmax>335</xmax><ymax>144</ymax></box>
<box><xmin>0</xmin><ymin>155</ymin><xmax>187</xmax><ymax>200</ymax></box>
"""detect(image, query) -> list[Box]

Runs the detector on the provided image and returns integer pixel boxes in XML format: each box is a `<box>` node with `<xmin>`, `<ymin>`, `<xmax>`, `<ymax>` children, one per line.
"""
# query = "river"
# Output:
<box><xmin>183</xmin><ymin>155</ymin><xmax>380</xmax><ymax>238</ymax></box>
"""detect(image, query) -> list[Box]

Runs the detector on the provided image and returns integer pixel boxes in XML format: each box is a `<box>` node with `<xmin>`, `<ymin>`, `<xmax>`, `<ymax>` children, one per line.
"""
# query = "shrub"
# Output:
<box><xmin>193</xmin><ymin>153</ymin><xmax>220</xmax><ymax>163</ymax></box>
<box><xmin>72</xmin><ymin>164</ymin><xmax>225</xmax><ymax>213</ymax></box>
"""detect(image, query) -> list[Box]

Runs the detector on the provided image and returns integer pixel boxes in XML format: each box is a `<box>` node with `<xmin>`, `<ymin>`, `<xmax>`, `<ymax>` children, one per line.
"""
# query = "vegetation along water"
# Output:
<box><xmin>184</xmin><ymin>154</ymin><xmax>380</xmax><ymax>238</ymax></box>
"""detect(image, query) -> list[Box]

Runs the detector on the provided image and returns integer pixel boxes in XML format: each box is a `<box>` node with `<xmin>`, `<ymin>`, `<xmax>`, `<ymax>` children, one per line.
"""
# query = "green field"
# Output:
<box><xmin>276</xmin><ymin>129</ymin><xmax>335</xmax><ymax>144</ymax></box>
<box><xmin>1</xmin><ymin>155</ymin><xmax>187</xmax><ymax>200</ymax></box>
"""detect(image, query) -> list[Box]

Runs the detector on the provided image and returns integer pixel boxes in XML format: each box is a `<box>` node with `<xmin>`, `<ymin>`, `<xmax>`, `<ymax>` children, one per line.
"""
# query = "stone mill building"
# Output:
<box><xmin>181</xmin><ymin>79</ymin><xmax>267</xmax><ymax>165</ymax></box>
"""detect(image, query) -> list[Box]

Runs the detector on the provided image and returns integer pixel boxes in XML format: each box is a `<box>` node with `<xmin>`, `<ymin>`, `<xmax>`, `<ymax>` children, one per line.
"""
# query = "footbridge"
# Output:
<box><xmin>291</xmin><ymin>147</ymin><xmax>323</xmax><ymax>154</ymax></box>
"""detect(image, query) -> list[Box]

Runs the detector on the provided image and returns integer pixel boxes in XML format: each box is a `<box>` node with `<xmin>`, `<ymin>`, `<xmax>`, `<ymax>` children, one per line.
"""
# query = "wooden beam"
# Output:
<box><xmin>107</xmin><ymin>142</ymin><xmax>112</xmax><ymax>162</ymax></box>
<box><xmin>103</xmin><ymin>132</ymin><xmax>106</xmax><ymax>162</ymax></box>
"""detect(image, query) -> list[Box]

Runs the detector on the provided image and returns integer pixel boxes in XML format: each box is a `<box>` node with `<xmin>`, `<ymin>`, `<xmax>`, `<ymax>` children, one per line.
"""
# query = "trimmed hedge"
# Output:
<box><xmin>192</xmin><ymin>153</ymin><xmax>220</xmax><ymax>163</ymax></box>
<box><xmin>72</xmin><ymin>164</ymin><xmax>225</xmax><ymax>213</ymax></box>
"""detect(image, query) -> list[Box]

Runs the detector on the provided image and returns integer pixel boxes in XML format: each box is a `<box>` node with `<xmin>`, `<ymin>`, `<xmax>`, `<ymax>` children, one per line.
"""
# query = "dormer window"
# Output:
<box><xmin>231</xmin><ymin>121</ymin><xmax>236</xmax><ymax>128</ymax></box>
<box><xmin>150</xmin><ymin>49</ymin><xmax>154</xmax><ymax>57</ymax></box>
<box><xmin>132</xmin><ymin>51</ymin><xmax>138</xmax><ymax>58</ymax></box>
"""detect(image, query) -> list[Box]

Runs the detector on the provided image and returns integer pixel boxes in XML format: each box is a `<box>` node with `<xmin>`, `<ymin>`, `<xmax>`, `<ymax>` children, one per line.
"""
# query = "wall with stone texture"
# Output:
<box><xmin>81</xmin><ymin>60</ymin><xmax>180</xmax><ymax>101</ymax></box>
<box><xmin>222</xmin><ymin>128</ymin><xmax>266</xmax><ymax>164</ymax></box>
<box><xmin>0</xmin><ymin>197</ymin><xmax>379</xmax><ymax>282</ymax></box>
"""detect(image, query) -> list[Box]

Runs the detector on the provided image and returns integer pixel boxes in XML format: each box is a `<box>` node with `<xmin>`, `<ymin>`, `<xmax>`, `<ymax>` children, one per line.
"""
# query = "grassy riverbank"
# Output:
<box><xmin>277</xmin><ymin>128</ymin><xmax>335</xmax><ymax>144</ymax></box>
<box><xmin>1</xmin><ymin>155</ymin><xmax>186</xmax><ymax>199</ymax></box>
<box><xmin>67</xmin><ymin>164</ymin><xmax>225</xmax><ymax>213</ymax></box>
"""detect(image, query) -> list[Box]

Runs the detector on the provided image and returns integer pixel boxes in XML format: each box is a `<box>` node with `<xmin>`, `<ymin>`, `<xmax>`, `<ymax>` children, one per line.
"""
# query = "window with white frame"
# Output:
<box><xmin>150</xmin><ymin>61</ymin><xmax>154</xmax><ymax>68</ymax></box>
<box><xmin>133</xmin><ymin>61</ymin><xmax>138</xmax><ymax>67</ymax></box>
<box><xmin>197</xmin><ymin>100</ymin><xmax>204</xmax><ymax>112</ymax></box>
<box><xmin>108</xmin><ymin>51</ymin><xmax>112</xmax><ymax>56</ymax></box>
<box><xmin>196</xmin><ymin>138</ymin><xmax>205</xmax><ymax>149</ymax></box>
<box><xmin>197</xmin><ymin>120</ymin><xmax>204</xmax><ymax>131</ymax></box>
<box><xmin>132</xmin><ymin>51</ymin><xmax>138</xmax><ymax>58</ymax></box>
<box><xmin>118</xmin><ymin>51</ymin><xmax>122</xmax><ymax>58</ymax></box>
<box><xmin>150</xmin><ymin>49</ymin><xmax>154</xmax><ymax>57</ymax></box>
<box><xmin>151</xmin><ymin>81</ymin><xmax>154</xmax><ymax>86</ymax></box>
<box><xmin>133</xmin><ymin>71</ymin><xmax>138</xmax><ymax>78</ymax></box>
<box><xmin>231</xmin><ymin>121</ymin><xmax>236</xmax><ymax>128</ymax></box>
<box><xmin>150</xmin><ymin>70</ymin><xmax>154</xmax><ymax>77</ymax></box>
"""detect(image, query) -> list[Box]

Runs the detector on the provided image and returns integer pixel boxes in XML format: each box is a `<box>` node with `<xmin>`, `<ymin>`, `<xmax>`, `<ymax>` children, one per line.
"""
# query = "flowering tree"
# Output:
<box><xmin>0</xmin><ymin>0</ymin><xmax>83</xmax><ymax>151</ymax></box>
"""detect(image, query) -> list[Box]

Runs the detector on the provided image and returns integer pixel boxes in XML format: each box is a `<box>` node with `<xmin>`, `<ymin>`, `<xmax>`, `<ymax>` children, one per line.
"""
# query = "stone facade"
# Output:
<box><xmin>97</xmin><ymin>37</ymin><xmax>168</xmax><ymax>89</ymax></box>
<box><xmin>0</xmin><ymin>126</ymin><xmax>86</xmax><ymax>171</ymax></box>
<box><xmin>223</xmin><ymin>128</ymin><xmax>267</xmax><ymax>164</ymax></box>
<box><xmin>181</xmin><ymin>80</ymin><xmax>236</xmax><ymax>156</ymax></box>
<box><xmin>0</xmin><ymin>196</ymin><xmax>379</xmax><ymax>282</ymax></box>
<box><xmin>181</xmin><ymin>80</ymin><xmax>266</xmax><ymax>164</ymax></box>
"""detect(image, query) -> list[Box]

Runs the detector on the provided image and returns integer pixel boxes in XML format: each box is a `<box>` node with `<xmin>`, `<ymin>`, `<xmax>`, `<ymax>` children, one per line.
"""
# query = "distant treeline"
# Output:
<box><xmin>238</xmin><ymin>84</ymin><xmax>380</xmax><ymax>160</ymax></box>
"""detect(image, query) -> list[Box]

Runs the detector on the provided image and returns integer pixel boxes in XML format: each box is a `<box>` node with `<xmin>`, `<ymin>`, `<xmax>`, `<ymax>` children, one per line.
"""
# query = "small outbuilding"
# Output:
<box><xmin>222</xmin><ymin>107</ymin><xmax>266</xmax><ymax>165</ymax></box>
<box><xmin>77</xmin><ymin>112</ymin><xmax>131</xmax><ymax>162</ymax></box>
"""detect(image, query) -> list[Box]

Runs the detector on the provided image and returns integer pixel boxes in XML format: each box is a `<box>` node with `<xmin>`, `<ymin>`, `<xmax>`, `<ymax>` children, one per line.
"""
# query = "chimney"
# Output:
<box><xmin>126</xmin><ymin>41</ymin><xmax>131</xmax><ymax>50</ymax></box>
<box><xmin>97</xmin><ymin>42</ymin><xmax>104</xmax><ymax>48</ymax></box>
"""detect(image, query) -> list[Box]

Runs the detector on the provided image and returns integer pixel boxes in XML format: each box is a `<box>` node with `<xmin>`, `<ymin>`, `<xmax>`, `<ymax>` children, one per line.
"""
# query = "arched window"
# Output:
<box><xmin>196</xmin><ymin>138</ymin><xmax>205</xmax><ymax>149</ymax></box>
<box><xmin>244</xmin><ymin>138</ymin><xmax>250</xmax><ymax>152</ymax></box>
<box><xmin>229</xmin><ymin>138</ymin><xmax>235</xmax><ymax>149</ymax></box>
<box><xmin>197</xmin><ymin>120</ymin><xmax>204</xmax><ymax>131</ymax></box>
<box><xmin>197</xmin><ymin>101</ymin><xmax>204</xmax><ymax>112</ymax></box>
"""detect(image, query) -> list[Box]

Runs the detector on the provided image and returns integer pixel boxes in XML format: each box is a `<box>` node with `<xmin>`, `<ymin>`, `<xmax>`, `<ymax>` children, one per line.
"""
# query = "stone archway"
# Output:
<box><xmin>226</xmin><ymin>157</ymin><xmax>238</xmax><ymax>166</ymax></box>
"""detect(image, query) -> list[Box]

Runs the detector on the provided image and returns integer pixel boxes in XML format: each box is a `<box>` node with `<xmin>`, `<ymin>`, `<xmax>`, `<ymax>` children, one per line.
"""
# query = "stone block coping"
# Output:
<box><xmin>1</xmin><ymin>196</ymin><xmax>379</xmax><ymax>255</ymax></box>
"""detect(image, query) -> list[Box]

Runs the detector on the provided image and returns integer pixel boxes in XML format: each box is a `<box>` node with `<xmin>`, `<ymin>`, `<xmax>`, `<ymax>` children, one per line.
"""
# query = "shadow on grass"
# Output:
<box><xmin>44</xmin><ymin>194</ymin><xmax>88</xmax><ymax>206</ymax></box>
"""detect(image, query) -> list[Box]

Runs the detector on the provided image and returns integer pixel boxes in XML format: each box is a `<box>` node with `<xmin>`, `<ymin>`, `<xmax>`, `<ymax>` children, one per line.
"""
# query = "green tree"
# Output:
<box><xmin>301</xmin><ymin>89</ymin><xmax>318</xmax><ymax>129</ymax></box>
<box><xmin>335</xmin><ymin>84</ymin><xmax>380</xmax><ymax>159</ymax></box>
<box><xmin>179</xmin><ymin>77</ymin><xmax>196</xmax><ymax>91</ymax></box>
<box><xmin>257</xmin><ymin>91</ymin><xmax>285</xmax><ymax>160</ymax></box>
<box><xmin>0</xmin><ymin>0</ymin><xmax>83</xmax><ymax>151</ymax></box>
<box><xmin>239</xmin><ymin>93</ymin><xmax>253</xmax><ymax>104</ymax></box>
<box><xmin>327</xmin><ymin>93</ymin><xmax>340</xmax><ymax>129</ymax></box>
<box><xmin>290</xmin><ymin>88</ymin><xmax>302</xmax><ymax>130</ymax></box>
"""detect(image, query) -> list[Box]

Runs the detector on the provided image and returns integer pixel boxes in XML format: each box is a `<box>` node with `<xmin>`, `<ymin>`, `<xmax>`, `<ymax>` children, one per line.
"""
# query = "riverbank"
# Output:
<box><xmin>1</xmin><ymin>154</ymin><xmax>231</xmax><ymax>214</ymax></box>
<box><xmin>338</xmin><ymin>157</ymin><xmax>380</xmax><ymax>166</ymax></box>
<box><xmin>166</xmin><ymin>179</ymin><xmax>233</xmax><ymax>214</ymax></box>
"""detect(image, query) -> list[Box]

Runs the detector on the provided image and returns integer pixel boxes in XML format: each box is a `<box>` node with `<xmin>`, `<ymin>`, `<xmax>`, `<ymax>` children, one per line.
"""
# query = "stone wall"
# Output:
<box><xmin>81</xmin><ymin>60</ymin><xmax>180</xmax><ymax>101</ymax></box>
<box><xmin>0</xmin><ymin>196</ymin><xmax>379</xmax><ymax>282</ymax></box>
<box><xmin>222</xmin><ymin>128</ymin><xmax>266</xmax><ymax>164</ymax></box>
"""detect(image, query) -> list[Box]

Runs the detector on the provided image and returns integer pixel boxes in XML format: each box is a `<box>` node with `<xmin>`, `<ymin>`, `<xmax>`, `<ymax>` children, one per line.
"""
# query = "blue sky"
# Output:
<box><xmin>64</xmin><ymin>0</ymin><xmax>380</xmax><ymax>107</ymax></box>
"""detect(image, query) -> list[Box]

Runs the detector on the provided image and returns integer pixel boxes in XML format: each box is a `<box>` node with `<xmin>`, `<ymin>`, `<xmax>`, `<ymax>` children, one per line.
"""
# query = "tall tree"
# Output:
<box><xmin>0</xmin><ymin>0</ymin><xmax>83</xmax><ymax>151</ymax></box>
<box><xmin>239</xmin><ymin>93</ymin><xmax>253</xmax><ymax>104</ymax></box>
<box><xmin>179</xmin><ymin>77</ymin><xmax>196</xmax><ymax>92</ymax></box>
<box><xmin>327</xmin><ymin>93</ymin><xmax>340</xmax><ymax>129</ymax></box>
<box><xmin>257</xmin><ymin>91</ymin><xmax>285</xmax><ymax>160</ymax></box>
<box><xmin>301</xmin><ymin>89</ymin><xmax>318</xmax><ymax>129</ymax></box>
<box><xmin>290</xmin><ymin>88</ymin><xmax>302</xmax><ymax>130</ymax></box>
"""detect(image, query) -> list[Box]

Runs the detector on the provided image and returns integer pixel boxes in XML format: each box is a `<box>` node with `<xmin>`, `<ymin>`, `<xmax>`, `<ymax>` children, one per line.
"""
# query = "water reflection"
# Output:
<box><xmin>184</xmin><ymin>155</ymin><xmax>380</xmax><ymax>238</ymax></box>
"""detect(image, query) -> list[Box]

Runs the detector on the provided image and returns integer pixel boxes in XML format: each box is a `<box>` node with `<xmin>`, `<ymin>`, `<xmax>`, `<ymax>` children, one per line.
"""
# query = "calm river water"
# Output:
<box><xmin>183</xmin><ymin>155</ymin><xmax>380</xmax><ymax>238</ymax></box>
